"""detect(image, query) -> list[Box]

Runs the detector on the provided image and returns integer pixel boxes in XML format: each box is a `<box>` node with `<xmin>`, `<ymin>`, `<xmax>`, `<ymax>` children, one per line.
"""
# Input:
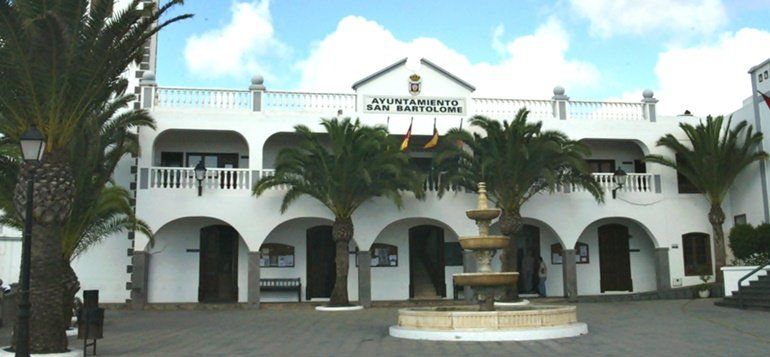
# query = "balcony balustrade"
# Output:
<box><xmin>147</xmin><ymin>167</ymin><xmax>252</xmax><ymax>191</ymax></box>
<box><xmin>142</xmin><ymin>168</ymin><xmax>658</xmax><ymax>195</ymax></box>
<box><xmin>145</xmin><ymin>85</ymin><xmax>654</xmax><ymax>122</ymax></box>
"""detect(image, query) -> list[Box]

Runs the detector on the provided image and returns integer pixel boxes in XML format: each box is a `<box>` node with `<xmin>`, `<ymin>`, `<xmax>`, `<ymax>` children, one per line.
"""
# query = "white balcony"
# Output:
<box><xmin>140</xmin><ymin>167</ymin><xmax>659</xmax><ymax>195</ymax></box>
<box><xmin>147</xmin><ymin>86</ymin><xmax>653</xmax><ymax>122</ymax></box>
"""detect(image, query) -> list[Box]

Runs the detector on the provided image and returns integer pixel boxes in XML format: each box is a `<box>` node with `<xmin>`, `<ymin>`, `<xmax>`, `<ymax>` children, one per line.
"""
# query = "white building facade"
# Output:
<box><xmin>9</xmin><ymin>54</ymin><xmax>766</xmax><ymax>307</ymax></box>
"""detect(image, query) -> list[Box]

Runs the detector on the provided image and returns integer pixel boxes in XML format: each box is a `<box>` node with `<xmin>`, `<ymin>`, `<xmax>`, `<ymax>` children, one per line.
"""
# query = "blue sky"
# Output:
<box><xmin>153</xmin><ymin>0</ymin><xmax>770</xmax><ymax>116</ymax></box>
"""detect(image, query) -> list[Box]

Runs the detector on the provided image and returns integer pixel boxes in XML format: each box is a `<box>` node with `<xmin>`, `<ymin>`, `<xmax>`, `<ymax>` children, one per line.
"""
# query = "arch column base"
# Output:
<box><xmin>562</xmin><ymin>249</ymin><xmax>577</xmax><ymax>302</ymax></box>
<box><xmin>248</xmin><ymin>251</ymin><xmax>261</xmax><ymax>307</ymax></box>
<box><xmin>655</xmin><ymin>247</ymin><xmax>671</xmax><ymax>292</ymax></box>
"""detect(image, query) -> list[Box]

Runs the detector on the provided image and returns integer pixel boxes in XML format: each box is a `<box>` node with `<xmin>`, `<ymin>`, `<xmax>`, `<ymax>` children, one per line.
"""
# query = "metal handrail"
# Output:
<box><xmin>737</xmin><ymin>260</ymin><xmax>770</xmax><ymax>309</ymax></box>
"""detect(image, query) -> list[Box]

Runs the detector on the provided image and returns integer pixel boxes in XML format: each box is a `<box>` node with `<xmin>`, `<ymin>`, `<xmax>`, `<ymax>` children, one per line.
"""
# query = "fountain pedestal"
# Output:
<box><xmin>389</xmin><ymin>182</ymin><xmax>588</xmax><ymax>341</ymax></box>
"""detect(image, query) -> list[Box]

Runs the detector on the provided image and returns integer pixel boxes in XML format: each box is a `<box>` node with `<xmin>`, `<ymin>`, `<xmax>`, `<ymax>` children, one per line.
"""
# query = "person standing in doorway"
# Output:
<box><xmin>537</xmin><ymin>257</ymin><xmax>547</xmax><ymax>297</ymax></box>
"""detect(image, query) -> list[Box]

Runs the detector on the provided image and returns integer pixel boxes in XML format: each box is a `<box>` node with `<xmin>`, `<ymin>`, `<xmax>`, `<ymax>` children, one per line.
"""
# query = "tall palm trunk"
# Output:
<box><xmin>708</xmin><ymin>204</ymin><xmax>726</xmax><ymax>282</ymax></box>
<box><xmin>62</xmin><ymin>260</ymin><xmax>80</xmax><ymax>336</ymax></box>
<box><xmin>330</xmin><ymin>216</ymin><xmax>353</xmax><ymax>306</ymax></box>
<box><xmin>12</xmin><ymin>156</ymin><xmax>75</xmax><ymax>353</ymax></box>
<box><xmin>499</xmin><ymin>209</ymin><xmax>523</xmax><ymax>301</ymax></box>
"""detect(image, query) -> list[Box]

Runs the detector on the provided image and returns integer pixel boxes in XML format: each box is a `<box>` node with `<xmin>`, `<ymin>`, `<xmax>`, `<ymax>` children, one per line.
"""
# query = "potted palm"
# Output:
<box><xmin>697</xmin><ymin>274</ymin><xmax>712</xmax><ymax>298</ymax></box>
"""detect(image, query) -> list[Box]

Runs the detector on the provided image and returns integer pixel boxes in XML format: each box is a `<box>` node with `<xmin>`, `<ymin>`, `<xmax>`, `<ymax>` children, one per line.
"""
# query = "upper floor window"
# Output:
<box><xmin>676</xmin><ymin>155</ymin><xmax>702</xmax><ymax>194</ymax></box>
<box><xmin>586</xmin><ymin>159</ymin><xmax>615</xmax><ymax>173</ymax></box>
<box><xmin>682</xmin><ymin>233</ymin><xmax>712</xmax><ymax>276</ymax></box>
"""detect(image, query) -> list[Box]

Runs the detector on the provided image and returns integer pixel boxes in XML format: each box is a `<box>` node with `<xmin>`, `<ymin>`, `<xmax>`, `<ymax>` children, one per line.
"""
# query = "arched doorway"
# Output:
<box><xmin>199</xmin><ymin>225</ymin><xmax>239</xmax><ymax>303</ymax></box>
<box><xmin>516</xmin><ymin>224</ymin><xmax>541</xmax><ymax>294</ymax></box>
<box><xmin>306</xmin><ymin>225</ymin><xmax>335</xmax><ymax>299</ymax></box>
<box><xmin>409</xmin><ymin>225</ymin><xmax>445</xmax><ymax>299</ymax></box>
<box><xmin>575</xmin><ymin>217</ymin><xmax>658</xmax><ymax>295</ymax></box>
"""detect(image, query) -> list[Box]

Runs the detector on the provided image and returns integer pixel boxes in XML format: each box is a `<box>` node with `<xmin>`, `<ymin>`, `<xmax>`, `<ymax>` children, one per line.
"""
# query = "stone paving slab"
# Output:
<box><xmin>2</xmin><ymin>299</ymin><xmax>769</xmax><ymax>356</ymax></box>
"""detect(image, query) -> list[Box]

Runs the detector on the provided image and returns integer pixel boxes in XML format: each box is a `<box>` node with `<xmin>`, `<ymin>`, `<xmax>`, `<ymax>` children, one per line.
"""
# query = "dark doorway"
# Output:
<box><xmin>516</xmin><ymin>225</ymin><xmax>541</xmax><ymax>294</ymax></box>
<box><xmin>598</xmin><ymin>224</ymin><xmax>633</xmax><ymax>292</ymax></box>
<box><xmin>409</xmin><ymin>225</ymin><xmax>445</xmax><ymax>299</ymax></box>
<box><xmin>199</xmin><ymin>225</ymin><xmax>239</xmax><ymax>303</ymax></box>
<box><xmin>306</xmin><ymin>225</ymin><xmax>335</xmax><ymax>300</ymax></box>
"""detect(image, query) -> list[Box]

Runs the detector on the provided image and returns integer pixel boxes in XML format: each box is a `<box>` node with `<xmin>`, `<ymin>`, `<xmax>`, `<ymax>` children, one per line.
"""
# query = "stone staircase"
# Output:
<box><xmin>412</xmin><ymin>261</ymin><xmax>440</xmax><ymax>300</ymax></box>
<box><xmin>716</xmin><ymin>274</ymin><xmax>770</xmax><ymax>310</ymax></box>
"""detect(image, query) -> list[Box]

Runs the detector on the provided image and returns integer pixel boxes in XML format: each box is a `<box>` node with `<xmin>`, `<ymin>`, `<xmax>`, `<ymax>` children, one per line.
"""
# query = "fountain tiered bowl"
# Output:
<box><xmin>389</xmin><ymin>182</ymin><xmax>587</xmax><ymax>341</ymax></box>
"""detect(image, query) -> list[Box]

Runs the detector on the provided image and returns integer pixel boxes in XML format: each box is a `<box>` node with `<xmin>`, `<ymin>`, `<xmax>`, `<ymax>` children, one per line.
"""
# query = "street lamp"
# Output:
<box><xmin>194</xmin><ymin>160</ymin><xmax>207</xmax><ymax>196</ymax></box>
<box><xmin>17</xmin><ymin>125</ymin><xmax>45</xmax><ymax>357</ymax></box>
<box><xmin>612</xmin><ymin>168</ymin><xmax>628</xmax><ymax>199</ymax></box>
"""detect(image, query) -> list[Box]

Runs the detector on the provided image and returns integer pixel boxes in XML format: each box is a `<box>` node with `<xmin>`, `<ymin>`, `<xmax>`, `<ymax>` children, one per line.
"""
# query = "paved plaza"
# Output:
<box><xmin>2</xmin><ymin>298</ymin><xmax>769</xmax><ymax>356</ymax></box>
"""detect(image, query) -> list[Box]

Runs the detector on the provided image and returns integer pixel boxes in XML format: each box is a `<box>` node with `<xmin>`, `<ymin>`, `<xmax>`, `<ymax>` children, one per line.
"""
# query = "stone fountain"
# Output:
<box><xmin>453</xmin><ymin>182</ymin><xmax>518</xmax><ymax>311</ymax></box>
<box><xmin>389</xmin><ymin>182</ymin><xmax>588</xmax><ymax>341</ymax></box>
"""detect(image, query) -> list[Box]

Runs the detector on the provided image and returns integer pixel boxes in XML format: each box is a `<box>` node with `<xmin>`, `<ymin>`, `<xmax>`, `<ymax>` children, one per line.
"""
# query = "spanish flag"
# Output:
<box><xmin>400</xmin><ymin>118</ymin><xmax>413</xmax><ymax>151</ymax></box>
<box><xmin>423</xmin><ymin>118</ymin><xmax>439</xmax><ymax>149</ymax></box>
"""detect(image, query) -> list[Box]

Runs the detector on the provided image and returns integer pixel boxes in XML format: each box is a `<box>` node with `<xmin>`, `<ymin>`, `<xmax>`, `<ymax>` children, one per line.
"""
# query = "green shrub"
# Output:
<box><xmin>729</xmin><ymin>223</ymin><xmax>770</xmax><ymax>265</ymax></box>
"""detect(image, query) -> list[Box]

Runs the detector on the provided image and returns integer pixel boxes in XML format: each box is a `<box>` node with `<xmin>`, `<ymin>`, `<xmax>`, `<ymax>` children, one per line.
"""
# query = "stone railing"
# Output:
<box><xmin>472</xmin><ymin>98</ymin><xmax>554</xmax><ymax>119</ymax></box>
<box><xmin>568</xmin><ymin>100</ymin><xmax>645</xmax><ymax>121</ymax></box>
<box><xmin>152</xmin><ymin>87</ymin><xmax>355</xmax><ymax>114</ymax></box>
<box><xmin>263</xmin><ymin>90</ymin><xmax>356</xmax><ymax>113</ymax></box>
<box><xmin>146</xmin><ymin>167</ymin><xmax>252</xmax><ymax>191</ymax></box>
<box><xmin>156</xmin><ymin>87</ymin><xmax>251</xmax><ymax>110</ymax></box>
<box><xmin>568</xmin><ymin>173</ymin><xmax>658</xmax><ymax>194</ymax></box>
<box><xmin>141</xmin><ymin>168</ymin><xmax>659</xmax><ymax>195</ymax></box>
<box><xmin>138</xmin><ymin>73</ymin><xmax>659</xmax><ymax>121</ymax></box>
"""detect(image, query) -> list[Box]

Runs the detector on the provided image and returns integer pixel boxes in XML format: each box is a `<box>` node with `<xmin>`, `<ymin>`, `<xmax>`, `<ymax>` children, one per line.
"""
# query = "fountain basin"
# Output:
<box><xmin>465</xmin><ymin>208</ymin><xmax>501</xmax><ymax>221</ymax></box>
<box><xmin>458</xmin><ymin>236</ymin><xmax>508</xmax><ymax>250</ymax></box>
<box><xmin>390</xmin><ymin>305</ymin><xmax>587</xmax><ymax>341</ymax></box>
<box><xmin>453</xmin><ymin>272</ymin><xmax>518</xmax><ymax>287</ymax></box>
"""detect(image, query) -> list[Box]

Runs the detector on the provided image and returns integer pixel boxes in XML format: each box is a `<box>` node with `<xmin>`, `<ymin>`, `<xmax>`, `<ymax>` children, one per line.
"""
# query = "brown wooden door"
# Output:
<box><xmin>199</xmin><ymin>225</ymin><xmax>238</xmax><ymax>303</ymax></box>
<box><xmin>306</xmin><ymin>226</ymin><xmax>335</xmax><ymax>299</ymax></box>
<box><xmin>598</xmin><ymin>224</ymin><xmax>633</xmax><ymax>292</ymax></box>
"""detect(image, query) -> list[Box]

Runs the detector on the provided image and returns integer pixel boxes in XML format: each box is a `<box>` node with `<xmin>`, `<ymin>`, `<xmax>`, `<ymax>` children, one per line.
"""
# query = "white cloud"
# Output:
<box><xmin>184</xmin><ymin>0</ymin><xmax>286</xmax><ymax>79</ymax></box>
<box><xmin>568</xmin><ymin>0</ymin><xmax>727</xmax><ymax>38</ymax></box>
<box><xmin>654</xmin><ymin>28</ymin><xmax>770</xmax><ymax>116</ymax></box>
<box><xmin>296</xmin><ymin>16</ymin><xmax>599</xmax><ymax>98</ymax></box>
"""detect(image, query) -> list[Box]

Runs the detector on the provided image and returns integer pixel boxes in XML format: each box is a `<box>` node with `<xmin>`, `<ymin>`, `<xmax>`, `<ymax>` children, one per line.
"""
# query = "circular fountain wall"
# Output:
<box><xmin>389</xmin><ymin>305</ymin><xmax>588</xmax><ymax>341</ymax></box>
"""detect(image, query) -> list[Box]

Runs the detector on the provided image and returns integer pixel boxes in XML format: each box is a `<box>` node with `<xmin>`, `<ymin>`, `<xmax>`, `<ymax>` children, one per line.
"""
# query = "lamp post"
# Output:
<box><xmin>17</xmin><ymin>126</ymin><xmax>45</xmax><ymax>357</ymax></box>
<box><xmin>612</xmin><ymin>168</ymin><xmax>628</xmax><ymax>199</ymax></box>
<box><xmin>194</xmin><ymin>160</ymin><xmax>207</xmax><ymax>196</ymax></box>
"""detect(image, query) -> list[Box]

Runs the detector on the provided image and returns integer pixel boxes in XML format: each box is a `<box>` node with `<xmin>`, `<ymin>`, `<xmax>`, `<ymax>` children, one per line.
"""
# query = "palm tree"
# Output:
<box><xmin>434</xmin><ymin>108</ymin><xmax>603</xmax><ymax>301</ymax></box>
<box><xmin>0</xmin><ymin>1</ymin><xmax>188</xmax><ymax>352</ymax></box>
<box><xmin>0</xmin><ymin>89</ymin><xmax>155</xmax><ymax>346</ymax></box>
<box><xmin>254</xmin><ymin>118</ymin><xmax>425</xmax><ymax>306</ymax></box>
<box><xmin>646</xmin><ymin>115</ymin><xmax>767</xmax><ymax>281</ymax></box>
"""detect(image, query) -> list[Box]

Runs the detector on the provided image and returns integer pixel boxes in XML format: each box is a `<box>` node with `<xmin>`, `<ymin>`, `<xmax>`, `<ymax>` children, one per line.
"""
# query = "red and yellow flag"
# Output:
<box><xmin>400</xmin><ymin>119</ymin><xmax>413</xmax><ymax>151</ymax></box>
<box><xmin>423</xmin><ymin>118</ymin><xmax>439</xmax><ymax>149</ymax></box>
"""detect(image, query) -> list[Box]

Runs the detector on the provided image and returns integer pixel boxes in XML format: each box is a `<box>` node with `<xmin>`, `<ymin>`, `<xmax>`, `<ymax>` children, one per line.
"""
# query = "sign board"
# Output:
<box><xmin>363</xmin><ymin>95</ymin><xmax>466</xmax><ymax>115</ymax></box>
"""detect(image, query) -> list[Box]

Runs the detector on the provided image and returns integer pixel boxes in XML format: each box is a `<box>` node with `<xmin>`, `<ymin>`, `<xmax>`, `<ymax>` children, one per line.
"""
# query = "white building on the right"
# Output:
<box><xmin>721</xmin><ymin>58</ymin><xmax>770</xmax><ymax>302</ymax></box>
<box><xmin>729</xmin><ymin>58</ymin><xmax>770</xmax><ymax>227</ymax></box>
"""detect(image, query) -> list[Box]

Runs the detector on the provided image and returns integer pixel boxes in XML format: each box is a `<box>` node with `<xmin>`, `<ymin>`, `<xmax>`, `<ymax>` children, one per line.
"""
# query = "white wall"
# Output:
<box><xmin>147</xmin><ymin>217</ymin><xmax>249</xmax><ymax>303</ymax></box>
<box><xmin>369</xmin><ymin>219</ymin><xmax>461</xmax><ymax>301</ymax></box>
<box><xmin>0</xmin><ymin>238</ymin><xmax>21</xmax><ymax>287</ymax></box>
<box><xmin>259</xmin><ymin>217</ymin><xmax>360</xmax><ymax>302</ymax></box>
